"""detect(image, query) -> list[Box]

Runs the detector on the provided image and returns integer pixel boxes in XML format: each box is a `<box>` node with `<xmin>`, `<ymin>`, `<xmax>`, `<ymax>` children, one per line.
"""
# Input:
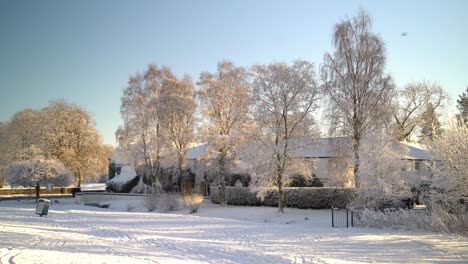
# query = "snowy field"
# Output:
<box><xmin>0</xmin><ymin>198</ymin><xmax>467</xmax><ymax>264</ymax></box>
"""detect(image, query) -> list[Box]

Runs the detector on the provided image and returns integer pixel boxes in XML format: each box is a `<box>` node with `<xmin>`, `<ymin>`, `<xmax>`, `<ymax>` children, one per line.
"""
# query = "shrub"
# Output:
<box><xmin>183</xmin><ymin>193</ymin><xmax>204</xmax><ymax>213</ymax></box>
<box><xmin>225</xmin><ymin>187</ymin><xmax>261</xmax><ymax>206</ymax></box>
<box><xmin>225</xmin><ymin>173</ymin><xmax>251</xmax><ymax>187</ymax></box>
<box><xmin>211</xmin><ymin>187</ymin><xmax>355</xmax><ymax>209</ymax></box>
<box><xmin>210</xmin><ymin>187</ymin><xmax>220</xmax><ymax>204</ymax></box>
<box><xmin>106</xmin><ymin>175</ymin><xmax>140</xmax><ymax>193</ymax></box>
<box><xmin>145</xmin><ymin>192</ymin><xmax>159</xmax><ymax>212</ymax></box>
<box><xmin>285</xmin><ymin>174</ymin><xmax>324</xmax><ymax>187</ymax></box>
<box><xmin>158</xmin><ymin>194</ymin><xmax>181</xmax><ymax>212</ymax></box>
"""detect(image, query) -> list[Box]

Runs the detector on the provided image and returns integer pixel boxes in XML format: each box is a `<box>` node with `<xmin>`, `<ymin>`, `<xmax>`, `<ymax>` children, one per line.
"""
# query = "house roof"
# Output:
<box><xmin>288</xmin><ymin>137</ymin><xmax>350</xmax><ymax>158</ymax></box>
<box><xmin>399</xmin><ymin>141</ymin><xmax>432</xmax><ymax>160</ymax></box>
<box><xmin>186</xmin><ymin>137</ymin><xmax>432</xmax><ymax>161</ymax></box>
<box><xmin>187</xmin><ymin>143</ymin><xmax>208</xmax><ymax>159</ymax></box>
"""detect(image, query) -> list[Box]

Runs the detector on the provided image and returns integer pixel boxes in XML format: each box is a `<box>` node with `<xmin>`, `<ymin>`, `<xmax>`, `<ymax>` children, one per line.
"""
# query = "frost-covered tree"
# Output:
<box><xmin>0</xmin><ymin>102</ymin><xmax>109</xmax><ymax>187</ymax></box>
<box><xmin>427</xmin><ymin>122</ymin><xmax>468</xmax><ymax>233</ymax></box>
<box><xmin>198</xmin><ymin>61</ymin><xmax>251</xmax><ymax>204</ymax></box>
<box><xmin>357</xmin><ymin>130</ymin><xmax>412</xmax><ymax>208</ymax></box>
<box><xmin>321</xmin><ymin>9</ymin><xmax>393</xmax><ymax>188</ymax></box>
<box><xmin>3</xmin><ymin>109</ymin><xmax>42</xmax><ymax>162</ymax></box>
<box><xmin>418</xmin><ymin>103</ymin><xmax>442</xmax><ymax>142</ymax></box>
<box><xmin>157</xmin><ymin>74</ymin><xmax>197</xmax><ymax>192</ymax></box>
<box><xmin>8</xmin><ymin>157</ymin><xmax>72</xmax><ymax>201</ymax></box>
<box><xmin>120</xmin><ymin>65</ymin><xmax>173</xmax><ymax>192</ymax></box>
<box><xmin>392</xmin><ymin>82</ymin><xmax>447</xmax><ymax>141</ymax></box>
<box><xmin>251</xmin><ymin>60</ymin><xmax>320</xmax><ymax>213</ymax></box>
<box><xmin>428</xmin><ymin>122</ymin><xmax>467</xmax><ymax>203</ymax></box>
<box><xmin>41</xmin><ymin>101</ymin><xmax>110</xmax><ymax>187</ymax></box>
<box><xmin>456</xmin><ymin>86</ymin><xmax>468</xmax><ymax>126</ymax></box>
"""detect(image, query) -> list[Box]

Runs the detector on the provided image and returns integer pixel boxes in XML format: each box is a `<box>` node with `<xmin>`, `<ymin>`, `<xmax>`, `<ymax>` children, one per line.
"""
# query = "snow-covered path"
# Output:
<box><xmin>0</xmin><ymin>199</ymin><xmax>467</xmax><ymax>263</ymax></box>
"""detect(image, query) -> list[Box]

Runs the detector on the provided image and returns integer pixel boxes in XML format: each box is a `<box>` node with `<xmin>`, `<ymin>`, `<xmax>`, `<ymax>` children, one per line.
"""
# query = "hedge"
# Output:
<box><xmin>0</xmin><ymin>187</ymin><xmax>74</xmax><ymax>196</ymax></box>
<box><xmin>106</xmin><ymin>175</ymin><xmax>140</xmax><ymax>193</ymax></box>
<box><xmin>211</xmin><ymin>187</ymin><xmax>355</xmax><ymax>209</ymax></box>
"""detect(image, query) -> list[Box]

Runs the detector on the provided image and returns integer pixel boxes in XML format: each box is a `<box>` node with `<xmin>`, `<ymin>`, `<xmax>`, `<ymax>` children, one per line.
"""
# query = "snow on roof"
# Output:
<box><xmin>108</xmin><ymin>166</ymin><xmax>138</xmax><ymax>184</ymax></box>
<box><xmin>187</xmin><ymin>143</ymin><xmax>208</xmax><ymax>159</ymax></box>
<box><xmin>399</xmin><ymin>141</ymin><xmax>432</xmax><ymax>160</ymax></box>
<box><xmin>288</xmin><ymin>137</ymin><xmax>351</xmax><ymax>158</ymax></box>
<box><xmin>184</xmin><ymin>138</ymin><xmax>432</xmax><ymax>160</ymax></box>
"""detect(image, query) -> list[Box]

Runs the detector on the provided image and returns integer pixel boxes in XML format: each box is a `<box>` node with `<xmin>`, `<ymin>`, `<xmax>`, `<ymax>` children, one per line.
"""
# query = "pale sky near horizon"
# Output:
<box><xmin>1</xmin><ymin>0</ymin><xmax>467</xmax><ymax>146</ymax></box>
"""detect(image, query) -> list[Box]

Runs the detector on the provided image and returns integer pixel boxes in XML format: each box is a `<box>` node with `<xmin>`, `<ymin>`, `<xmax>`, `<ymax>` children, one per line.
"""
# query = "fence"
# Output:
<box><xmin>332</xmin><ymin>208</ymin><xmax>363</xmax><ymax>228</ymax></box>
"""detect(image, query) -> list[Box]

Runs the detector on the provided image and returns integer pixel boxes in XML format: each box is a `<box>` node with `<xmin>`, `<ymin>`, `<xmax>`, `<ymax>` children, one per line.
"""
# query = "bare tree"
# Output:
<box><xmin>456</xmin><ymin>86</ymin><xmax>468</xmax><ymax>126</ymax></box>
<box><xmin>120</xmin><ymin>65</ymin><xmax>172</xmax><ymax>192</ymax></box>
<box><xmin>251</xmin><ymin>60</ymin><xmax>320</xmax><ymax>213</ymax></box>
<box><xmin>157</xmin><ymin>75</ymin><xmax>197</xmax><ymax>193</ymax></box>
<box><xmin>41</xmin><ymin>101</ymin><xmax>110</xmax><ymax>187</ymax></box>
<box><xmin>321</xmin><ymin>9</ymin><xmax>393</xmax><ymax>188</ymax></box>
<box><xmin>198</xmin><ymin>61</ymin><xmax>251</xmax><ymax>204</ymax></box>
<box><xmin>427</xmin><ymin>121</ymin><xmax>468</xmax><ymax>234</ymax></box>
<box><xmin>392</xmin><ymin>82</ymin><xmax>447</xmax><ymax>141</ymax></box>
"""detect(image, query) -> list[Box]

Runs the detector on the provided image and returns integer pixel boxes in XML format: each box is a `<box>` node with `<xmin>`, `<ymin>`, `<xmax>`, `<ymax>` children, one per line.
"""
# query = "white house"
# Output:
<box><xmin>186</xmin><ymin>137</ymin><xmax>432</xmax><ymax>194</ymax></box>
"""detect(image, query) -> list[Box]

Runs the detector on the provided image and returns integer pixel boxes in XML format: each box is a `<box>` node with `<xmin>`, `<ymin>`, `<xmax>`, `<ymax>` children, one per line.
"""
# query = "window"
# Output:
<box><xmin>414</xmin><ymin>161</ymin><xmax>421</xmax><ymax>172</ymax></box>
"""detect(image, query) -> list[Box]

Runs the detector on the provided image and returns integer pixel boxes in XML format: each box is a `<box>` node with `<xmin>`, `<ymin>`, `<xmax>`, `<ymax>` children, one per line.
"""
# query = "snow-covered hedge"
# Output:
<box><xmin>211</xmin><ymin>187</ymin><xmax>355</xmax><ymax>209</ymax></box>
<box><xmin>225</xmin><ymin>187</ymin><xmax>261</xmax><ymax>206</ymax></box>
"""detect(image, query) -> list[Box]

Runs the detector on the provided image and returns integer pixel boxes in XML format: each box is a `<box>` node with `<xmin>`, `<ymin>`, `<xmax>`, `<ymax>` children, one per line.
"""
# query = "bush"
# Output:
<box><xmin>145</xmin><ymin>192</ymin><xmax>159</xmax><ymax>212</ymax></box>
<box><xmin>211</xmin><ymin>187</ymin><xmax>355</xmax><ymax>209</ymax></box>
<box><xmin>145</xmin><ymin>193</ymin><xmax>181</xmax><ymax>212</ymax></box>
<box><xmin>285</xmin><ymin>174</ymin><xmax>323</xmax><ymax>187</ymax></box>
<box><xmin>158</xmin><ymin>194</ymin><xmax>181</xmax><ymax>212</ymax></box>
<box><xmin>210</xmin><ymin>187</ymin><xmax>220</xmax><ymax>204</ymax></box>
<box><xmin>225</xmin><ymin>173</ymin><xmax>251</xmax><ymax>187</ymax></box>
<box><xmin>106</xmin><ymin>175</ymin><xmax>140</xmax><ymax>193</ymax></box>
<box><xmin>183</xmin><ymin>193</ymin><xmax>204</xmax><ymax>213</ymax></box>
<box><xmin>225</xmin><ymin>187</ymin><xmax>261</xmax><ymax>206</ymax></box>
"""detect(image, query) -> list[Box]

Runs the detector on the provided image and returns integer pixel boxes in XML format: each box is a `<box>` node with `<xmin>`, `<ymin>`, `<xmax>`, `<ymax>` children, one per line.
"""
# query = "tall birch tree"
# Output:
<box><xmin>321</xmin><ymin>10</ymin><xmax>393</xmax><ymax>188</ymax></box>
<box><xmin>157</xmin><ymin>75</ymin><xmax>197</xmax><ymax>192</ymax></box>
<box><xmin>120</xmin><ymin>65</ymin><xmax>172</xmax><ymax>191</ymax></box>
<box><xmin>251</xmin><ymin>60</ymin><xmax>320</xmax><ymax>213</ymax></box>
<box><xmin>198</xmin><ymin>61</ymin><xmax>251</xmax><ymax>204</ymax></box>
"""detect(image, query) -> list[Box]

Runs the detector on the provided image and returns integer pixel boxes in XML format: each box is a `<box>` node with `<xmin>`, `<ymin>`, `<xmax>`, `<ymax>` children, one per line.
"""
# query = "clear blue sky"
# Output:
<box><xmin>1</xmin><ymin>0</ymin><xmax>467</xmax><ymax>146</ymax></box>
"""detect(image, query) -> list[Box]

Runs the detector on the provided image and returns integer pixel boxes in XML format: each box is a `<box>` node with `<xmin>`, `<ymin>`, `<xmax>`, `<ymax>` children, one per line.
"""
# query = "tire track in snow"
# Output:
<box><xmin>0</xmin><ymin>249</ymin><xmax>20</xmax><ymax>264</ymax></box>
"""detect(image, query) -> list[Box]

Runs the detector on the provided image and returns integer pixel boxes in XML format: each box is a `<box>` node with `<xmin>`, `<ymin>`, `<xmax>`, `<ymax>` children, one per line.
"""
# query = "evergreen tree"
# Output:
<box><xmin>419</xmin><ymin>103</ymin><xmax>442</xmax><ymax>142</ymax></box>
<box><xmin>456</xmin><ymin>86</ymin><xmax>468</xmax><ymax>126</ymax></box>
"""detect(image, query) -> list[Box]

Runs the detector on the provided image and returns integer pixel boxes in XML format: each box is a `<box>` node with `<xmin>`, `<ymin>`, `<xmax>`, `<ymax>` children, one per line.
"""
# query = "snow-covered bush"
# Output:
<box><xmin>145</xmin><ymin>192</ymin><xmax>159</xmax><ymax>212</ymax></box>
<box><xmin>358</xmin><ymin>208</ymin><xmax>433</xmax><ymax>231</ymax></box>
<box><xmin>211</xmin><ymin>187</ymin><xmax>355</xmax><ymax>209</ymax></box>
<box><xmin>358</xmin><ymin>130</ymin><xmax>412</xmax><ymax>208</ymax></box>
<box><xmin>106</xmin><ymin>166</ymin><xmax>140</xmax><ymax>193</ymax></box>
<box><xmin>285</xmin><ymin>174</ymin><xmax>323</xmax><ymax>187</ymax></box>
<box><xmin>158</xmin><ymin>195</ymin><xmax>181</xmax><ymax>212</ymax></box>
<box><xmin>8</xmin><ymin>157</ymin><xmax>72</xmax><ymax>188</ymax></box>
<box><xmin>183</xmin><ymin>193</ymin><xmax>204</xmax><ymax>213</ymax></box>
<box><xmin>426</xmin><ymin>122</ymin><xmax>468</xmax><ymax>234</ymax></box>
<box><xmin>8</xmin><ymin>157</ymin><xmax>72</xmax><ymax>200</ymax></box>
<box><xmin>225</xmin><ymin>187</ymin><xmax>261</xmax><ymax>206</ymax></box>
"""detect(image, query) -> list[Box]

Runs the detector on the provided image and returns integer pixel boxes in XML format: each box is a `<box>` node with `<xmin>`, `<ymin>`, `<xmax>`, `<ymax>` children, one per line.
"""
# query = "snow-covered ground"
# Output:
<box><xmin>0</xmin><ymin>198</ymin><xmax>467</xmax><ymax>264</ymax></box>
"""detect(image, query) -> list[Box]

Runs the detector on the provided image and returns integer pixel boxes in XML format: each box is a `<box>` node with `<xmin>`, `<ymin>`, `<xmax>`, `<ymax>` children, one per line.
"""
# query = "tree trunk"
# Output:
<box><xmin>277</xmin><ymin>170</ymin><xmax>284</xmax><ymax>213</ymax></box>
<box><xmin>35</xmin><ymin>183</ymin><xmax>40</xmax><ymax>202</ymax></box>
<box><xmin>218</xmin><ymin>155</ymin><xmax>226</xmax><ymax>205</ymax></box>
<box><xmin>178</xmin><ymin>154</ymin><xmax>186</xmax><ymax>194</ymax></box>
<box><xmin>77</xmin><ymin>166</ymin><xmax>82</xmax><ymax>188</ymax></box>
<box><xmin>353</xmin><ymin>135</ymin><xmax>360</xmax><ymax>188</ymax></box>
<box><xmin>151</xmin><ymin>155</ymin><xmax>161</xmax><ymax>194</ymax></box>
